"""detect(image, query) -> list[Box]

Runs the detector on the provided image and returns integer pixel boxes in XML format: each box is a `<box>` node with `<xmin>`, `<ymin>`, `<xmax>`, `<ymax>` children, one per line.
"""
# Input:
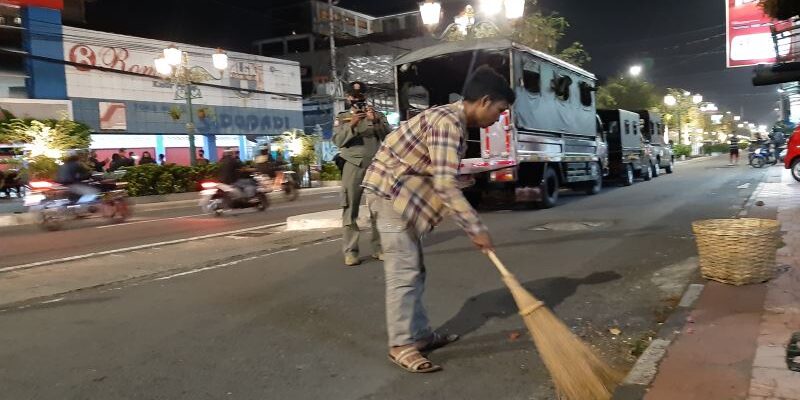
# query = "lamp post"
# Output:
<box><xmin>154</xmin><ymin>45</ymin><xmax>228</xmax><ymax>166</ymax></box>
<box><xmin>629</xmin><ymin>65</ymin><xmax>643</xmax><ymax>78</ymax></box>
<box><xmin>420</xmin><ymin>0</ymin><xmax>525</xmax><ymax>40</ymax></box>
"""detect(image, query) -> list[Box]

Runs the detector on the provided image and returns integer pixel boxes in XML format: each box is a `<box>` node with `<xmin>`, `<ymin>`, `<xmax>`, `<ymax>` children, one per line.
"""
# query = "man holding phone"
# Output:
<box><xmin>333</xmin><ymin>82</ymin><xmax>391</xmax><ymax>266</ymax></box>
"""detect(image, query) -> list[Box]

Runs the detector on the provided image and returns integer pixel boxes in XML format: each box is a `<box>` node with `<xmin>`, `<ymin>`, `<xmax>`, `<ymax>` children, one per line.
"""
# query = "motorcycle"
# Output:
<box><xmin>276</xmin><ymin>170</ymin><xmax>300</xmax><ymax>201</ymax></box>
<box><xmin>750</xmin><ymin>145</ymin><xmax>779</xmax><ymax>168</ymax></box>
<box><xmin>25</xmin><ymin>173</ymin><xmax>131</xmax><ymax>231</ymax></box>
<box><xmin>199</xmin><ymin>174</ymin><xmax>272</xmax><ymax>216</ymax></box>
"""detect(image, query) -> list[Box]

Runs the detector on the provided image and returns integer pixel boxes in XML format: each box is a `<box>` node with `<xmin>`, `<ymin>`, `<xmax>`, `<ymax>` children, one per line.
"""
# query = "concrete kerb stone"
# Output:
<box><xmin>612</xmin><ymin>283</ymin><xmax>705</xmax><ymax>400</ymax></box>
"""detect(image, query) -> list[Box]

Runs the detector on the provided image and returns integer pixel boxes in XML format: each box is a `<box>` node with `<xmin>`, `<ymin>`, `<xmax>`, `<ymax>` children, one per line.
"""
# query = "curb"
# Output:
<box><xmin>612</xmin><ymin>283</ymin><xmax>705</xmax><ymax>400</ymax></box>
<box><xmin>0</xmin><ymin>186</ymin><xmax>341</xmax><ymax>228</ymax></box>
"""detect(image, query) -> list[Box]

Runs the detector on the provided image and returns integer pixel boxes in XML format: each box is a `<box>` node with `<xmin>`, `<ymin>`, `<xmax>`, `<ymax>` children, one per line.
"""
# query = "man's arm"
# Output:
<box><xmin>426</xmin><ymin>117</ymin><xmax>488</xmax><ymax>241</ymax></box>
<box><xmin>332</xmin><ymin>114</ymin><xmax>365</xmax><ymax>148</ymax></box>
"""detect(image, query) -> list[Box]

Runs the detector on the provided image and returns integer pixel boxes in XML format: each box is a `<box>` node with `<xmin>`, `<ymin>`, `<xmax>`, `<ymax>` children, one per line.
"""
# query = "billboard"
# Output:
<box><xmin>1</xmin><ymin>0</ymin><xmax>63</xmax><ymax>9</ymax></box>
<box><xmin>726</xmin><ymin>0</ymin><xmax>779</xmax><ymax>68</ymax></box>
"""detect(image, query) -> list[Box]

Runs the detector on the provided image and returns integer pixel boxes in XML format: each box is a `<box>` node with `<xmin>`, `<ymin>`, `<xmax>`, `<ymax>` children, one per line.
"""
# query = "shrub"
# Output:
<box><xmin>672</xmin><ymin>144</ymin><xmax>691</xmax><ymax>158</ymax></box>
<box><xmin>320</xmin><ymin>162</ymin><xmax>341</xmax><ymax>181</ymax></box>
<box><xmin>27</xmin><ymin>156</ymin><xmax>60</xmax><ymax>180</ymax></box>
<box><xmin>702</xmin><ymin>144</ymin><xmax>729</xmax><ymax>155</ymax></box>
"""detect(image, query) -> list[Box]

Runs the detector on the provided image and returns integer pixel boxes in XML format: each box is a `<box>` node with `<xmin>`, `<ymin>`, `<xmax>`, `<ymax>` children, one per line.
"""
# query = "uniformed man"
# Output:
<box><xmin>333</xmin><ymin>82</ymin><xmax>391</xmax><ymax>266</ymax></box>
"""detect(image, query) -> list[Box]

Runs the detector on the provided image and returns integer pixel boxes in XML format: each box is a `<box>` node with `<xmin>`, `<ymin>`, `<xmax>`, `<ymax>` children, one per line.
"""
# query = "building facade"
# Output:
<box><xmin>1</xmin><ymin>0</ymin><xmax>304</xmax><ymax>165</ymax></box>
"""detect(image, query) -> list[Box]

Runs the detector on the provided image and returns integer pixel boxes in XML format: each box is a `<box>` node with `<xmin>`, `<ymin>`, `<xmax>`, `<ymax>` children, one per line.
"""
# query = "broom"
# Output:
<box><xmin>485</xmin><ymin>250</ymin><xmax>622</xmax><ymax>400</ymax></box>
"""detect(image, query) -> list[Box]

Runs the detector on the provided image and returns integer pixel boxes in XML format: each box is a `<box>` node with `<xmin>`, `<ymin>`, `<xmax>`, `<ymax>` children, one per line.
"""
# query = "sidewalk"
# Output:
<box><xmin>616</xmin><ymin>167</ymin><xmax>800</xmax><ymax>400</ymax></box>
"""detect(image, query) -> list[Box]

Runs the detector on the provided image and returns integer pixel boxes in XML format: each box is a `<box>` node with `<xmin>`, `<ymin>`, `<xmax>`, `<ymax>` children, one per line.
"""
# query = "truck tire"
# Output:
<box><xmin>652</xmin><ymin>160</ymin><xmax>660</xmax><ymax>177</ymax></box>
<box><xmin>621</xmin><ymin>164</ymin><xmax>634</xmax><ymax>186</ymax></box>
<box><xmin>665</xmin><ymin>158</ymin><xmax>674</xmax><ymax>174</ymax></box>
<box><xmin>536</xmin><ymin>167</ymin><xmax>559</xmax><ymax>209</ymax></box>
<box><xmin>642</xmin><ymin>163</ymin><xmax>653</xmax><ymax>181</ymax></box>
<box><xmin>584</xmin><ymin>162</ymin><xmax>602</xmax><ymax>195</ymax></box>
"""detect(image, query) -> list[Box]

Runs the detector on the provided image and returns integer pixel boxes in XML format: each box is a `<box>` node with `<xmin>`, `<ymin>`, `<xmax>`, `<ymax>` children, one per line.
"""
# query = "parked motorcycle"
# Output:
<box><xmin>0</xmin><ymin>169</ymin><xmax>26</xmax><ymax>198</ymax></box>
<box><xmin>750</xmin><ymin>145</ymin><xmax>779</xmax><ymax>168</ymax></box>
<box><xmin>278</xmin><ymin>170</ymin><xmax>300</xmax><ymax>201</ymax></box>
<box><xmin>199</xmin><ymin>174</ymin><xmax>271</xmax><ymax>216</ymax></box>
<box><xmin>25</xmin><ymin>173</ymin><xmax>131</xmax><ymax>231</ymax></box>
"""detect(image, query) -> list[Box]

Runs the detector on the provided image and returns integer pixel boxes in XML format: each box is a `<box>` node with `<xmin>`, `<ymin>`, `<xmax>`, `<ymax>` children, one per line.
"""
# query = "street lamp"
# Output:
<box><xmin>664</xmin><ymin>94</ymin><xmax>677</xmax><ymax>107</ymax></box>
<box><xmin>420</xmin><ymin>0</ymin><xmax>524</xmax><ymax>40</ymax></box>
<box><xmin>692</xmin><ymin>94</ymin><xmax>703</xmax><ymax>104</ymax></box>
<box><xmin>629</xmin><ymin>65</ymin><xmax>643</xmax><ymax>77</ymax></box>
<box><xmin>154</xmin><ymin>46</ymin><xmax>228</xmax><ymax>166</ymax></box>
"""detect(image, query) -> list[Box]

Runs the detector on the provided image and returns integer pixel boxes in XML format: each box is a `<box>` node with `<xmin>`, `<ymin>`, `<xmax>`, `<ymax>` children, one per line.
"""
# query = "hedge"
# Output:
<box><xmin>120</xmin><ymin>163</ymin><xmax>219</xmax><ymax>197</ymax></box>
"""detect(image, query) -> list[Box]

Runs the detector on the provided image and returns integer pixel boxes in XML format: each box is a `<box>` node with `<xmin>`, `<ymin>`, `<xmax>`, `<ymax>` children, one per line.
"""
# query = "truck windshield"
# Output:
<box><xmin>396</xmin><ymin>49</ymin><xmax>510</xmax><ymax>122</ymax></box>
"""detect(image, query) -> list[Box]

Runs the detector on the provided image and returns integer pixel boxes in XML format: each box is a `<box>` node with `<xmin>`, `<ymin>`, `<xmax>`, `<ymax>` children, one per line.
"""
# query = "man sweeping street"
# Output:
<box><xmin>363</xmin><ymin>66</ymin><xmax>515</xmax><ymax>373</ymax></box>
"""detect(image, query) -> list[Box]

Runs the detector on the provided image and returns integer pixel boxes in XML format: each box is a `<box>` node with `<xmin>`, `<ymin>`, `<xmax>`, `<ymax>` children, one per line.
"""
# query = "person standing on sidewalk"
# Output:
<box><xmin>362</xmin><ymin>66</ymin><xmax>515</xmax><ymax>372</ymax></box>
<box><xmin>729</xmin><ymin>134</ymin><xmax>740</xmax><ymax>165</ymax></box>
<box><xmin>333</xmin><ymin>82</ymin><xmax>391</xmax><ymax>266</ymax></box>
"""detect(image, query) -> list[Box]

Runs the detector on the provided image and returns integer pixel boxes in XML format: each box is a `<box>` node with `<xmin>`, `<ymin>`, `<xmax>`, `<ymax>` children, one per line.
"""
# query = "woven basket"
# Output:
<box><xmin>692</xmin><ymin>218</ymin><xmax>781</xmax><ymax>286</ymax></box>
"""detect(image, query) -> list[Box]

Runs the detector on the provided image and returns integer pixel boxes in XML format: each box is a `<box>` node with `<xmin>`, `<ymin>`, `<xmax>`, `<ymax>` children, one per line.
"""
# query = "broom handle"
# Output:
<box><xmin>485</xmin><ymin>250</ymin><xmax>513</xmax><ymax>278</ymax></box>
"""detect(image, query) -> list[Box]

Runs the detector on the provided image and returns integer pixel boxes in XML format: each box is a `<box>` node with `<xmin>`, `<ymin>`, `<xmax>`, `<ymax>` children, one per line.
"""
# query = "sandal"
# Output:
<box><xmin>388</xmin><ymin>346</ymin><xmax>443</xmax><ymax>373</ymax></box>
<box><xmin>416</xmin><ymin>332</ymin><xmax>460</xmax><ymax>353</ymax></box>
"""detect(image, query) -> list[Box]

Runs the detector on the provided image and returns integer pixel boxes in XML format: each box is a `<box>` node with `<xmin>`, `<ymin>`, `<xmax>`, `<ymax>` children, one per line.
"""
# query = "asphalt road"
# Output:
<box><xmin>0</xmin><ymin>190</ymin><xmax>342</xmax><ymax>269</ymax></box>
<box><xmin>0</xmin><ymin>158</ymin><xmax>770</xmax><ymax>400</ymax></box>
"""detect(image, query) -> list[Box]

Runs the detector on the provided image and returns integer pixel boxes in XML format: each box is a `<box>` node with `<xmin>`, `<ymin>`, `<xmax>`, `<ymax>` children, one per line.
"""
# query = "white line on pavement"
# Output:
<box><xmin>95</xmin><ymin>213</ymin><xmax>207</xmax><ymax>229</ymax></box>
<box><xmin>153</xmin><ymin>248</ymin><xmax>298</xmax><ymax>281</ymax></box>
<box><xmin>0</xmin><ymin>222</ymin><xmax>287</xmax><ymax>274</ymax></box>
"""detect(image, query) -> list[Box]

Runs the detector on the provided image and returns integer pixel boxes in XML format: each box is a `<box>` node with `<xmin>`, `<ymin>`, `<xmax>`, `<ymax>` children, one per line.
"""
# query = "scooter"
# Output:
<box><xmin>750</xmin><ymin>145</ymin><xmax>779</xmax><ymax>168</ymax></box>
<box><xmin>199</xmin><ymin>175</ymin><xmax>271</xmax><ymax>216</ymax></box>
<box><xmin>25</xmin><ymin>173</ymin><xmax>131</xmax><ymax>231</ymax></box>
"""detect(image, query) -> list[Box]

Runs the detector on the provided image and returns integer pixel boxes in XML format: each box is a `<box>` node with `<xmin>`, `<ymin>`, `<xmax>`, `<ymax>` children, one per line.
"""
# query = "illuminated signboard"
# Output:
<box><xmin>726</xmin><ymin>0</ymin><xmax>780</xmax><ymax>68</ymax></box>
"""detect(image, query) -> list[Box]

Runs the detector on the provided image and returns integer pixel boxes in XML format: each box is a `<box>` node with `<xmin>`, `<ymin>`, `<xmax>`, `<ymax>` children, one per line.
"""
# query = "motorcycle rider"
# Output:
<box><xmin>56</xmin><ymin>150</ymin><xmax>98</xmax><ymax>204</ymax></box>
<box><xmin>218</xmin><ymin>149</ymin><xmax>256</xmax><ymax>199</ymax></box>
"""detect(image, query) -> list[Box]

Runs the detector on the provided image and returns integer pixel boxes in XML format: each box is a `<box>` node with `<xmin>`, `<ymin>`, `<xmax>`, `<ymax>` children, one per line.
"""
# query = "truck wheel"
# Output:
<box><xmin>536</xmin><ymin>167</ymin><xmax>559</xmax><ymax>209</ymax></box>
<box><xmin>642</xmin><ymin>163</ymin><xmax>653</xmax><ymax>181</ymax></box>
<box><xmin>464</xmin><ymin>190</ymin><xmax>483</xmax><ymax>208</ymax></box>
<box><xmin>665</xmin><ymin>158</ymin><xmax>674</xmax><ymax>174</ymax></box>
<box><xmin>584</xmin><ymin>162</ymin><xmax>602</xmax><ymax>195</ymax></box>
<box><xmin>652</xmin><ymin>160</ymin><xmax>660</xmax><ymax>177</ymax></box>
<box><xmin>792</xmin><ymin>159</ymin><xmax>800</xmax><ymax>182</ymax></box>
<box><xmin>621</xmin><ymin>164</ymin><xmax>634</xmax><ymax>186</ymax></box>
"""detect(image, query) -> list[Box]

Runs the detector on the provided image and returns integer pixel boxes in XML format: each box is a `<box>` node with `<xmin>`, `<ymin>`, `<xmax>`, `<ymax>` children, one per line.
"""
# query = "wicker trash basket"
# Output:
<box><xmin>692</xmin><ymin>218</ymin><xmax>781</xmax><ymax>286</ymax></box>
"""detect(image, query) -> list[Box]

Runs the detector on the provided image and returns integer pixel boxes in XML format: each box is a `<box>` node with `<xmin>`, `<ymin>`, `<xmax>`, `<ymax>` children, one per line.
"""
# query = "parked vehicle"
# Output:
<box><xmin>784</xmin><ymin>126</ymin><xmax>800</xmax><ymax>182</ymax></box>
<box><xmin>199</xmin><ymin>173</ymin><xmax>272</xmax><ymax>216</ymax></box>
<box><xmin>276</xmin><ymin>170</ymin><xmax>300</xmax><ymax>201</ymax></box>
<box><xmin>751</xmin><ymin>144</ymin><xmax>779</xmax><ymax>168</ymax></box>
<box><xmin>637</xmin><ymin>110</ymin><xmax>674</xmax><ymax>174</ymax></box>
<box><xmin>394</xmin><ymin>38</ymin><xmax>604</xmax><ymax>208</ymax></box>
<box><xmin>597</xmin><ymin>109</ymin><xmax>655</xmax><ymax>186</ymax></box>
<box><xmin>25</xmin><ymin>173</ymin><xmax>131</xmax><ymax>231</ymax></box>
<box><xmin>0</xmin><ymin>168</ymin><xmax>26</xmax><ymax>198</ymax></box>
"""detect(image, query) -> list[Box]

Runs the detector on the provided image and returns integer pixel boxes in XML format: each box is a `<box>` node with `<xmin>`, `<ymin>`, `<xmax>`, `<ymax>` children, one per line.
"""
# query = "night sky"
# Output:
<box><xmin>83</xmin><ymin>0</ymin><xmax>779</xmax><ymax>125</ymax></box>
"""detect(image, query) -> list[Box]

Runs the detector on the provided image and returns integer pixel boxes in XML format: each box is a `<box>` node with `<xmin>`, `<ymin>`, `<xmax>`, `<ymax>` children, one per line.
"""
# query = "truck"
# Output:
<box><xmin>597</xmin><ymin>109</ymin><xmax>655</xmax><ymax>186</ymax></box>
<box><xmin>393</xmin><ymin>38</ymin><xmax>604</xmax><ymax>208</ymax></box>
<box><xmin>636</xmin><ymin>110</ymin><xmax>674</xmax><ymax>175</ymax></box>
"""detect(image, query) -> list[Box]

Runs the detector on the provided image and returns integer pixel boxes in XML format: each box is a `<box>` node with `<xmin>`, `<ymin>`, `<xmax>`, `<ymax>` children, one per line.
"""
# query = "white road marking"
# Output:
<box><xmin>737</xmin><ymin>183</ymin><xmax>751</xmax><ymax>189</ymax></box>
<box><xmin>0</xmin><ymin>222</ymin><xmax>287</xmax><ymax>274</ymax></box>
<box><xmin>40</xmin><ymin>297</ymin><xmax>65</xmax><ymax>304</ymax></box>
<box><xmin>154</xmin><ymin>248</ymin><xmax>298</xmax><ymax>281</ymax></box>
<box><xmin>95</xmin><ymin>214</ymin><xmax>207</xmax><ymax>229</ymax></box>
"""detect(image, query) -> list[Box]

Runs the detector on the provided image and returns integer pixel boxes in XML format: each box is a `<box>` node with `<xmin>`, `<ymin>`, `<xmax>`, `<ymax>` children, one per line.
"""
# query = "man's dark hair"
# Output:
<box><xmin>463</xmin><ymin>65</ymin><xmax>515</xmax><ymax>104</ymax></box>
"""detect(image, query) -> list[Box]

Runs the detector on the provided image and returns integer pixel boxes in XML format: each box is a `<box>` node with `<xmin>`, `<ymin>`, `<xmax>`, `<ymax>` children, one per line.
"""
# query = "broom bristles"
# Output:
<box><xmin>503</xmin><ymin>274</ymin><xmax>623</xmax><ymax>400</ymax></box>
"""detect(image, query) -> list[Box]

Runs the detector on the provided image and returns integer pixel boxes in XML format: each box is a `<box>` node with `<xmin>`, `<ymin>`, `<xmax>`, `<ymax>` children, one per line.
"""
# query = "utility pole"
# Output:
<box><xmin>328</xmin><ymin>0</ymin><xmax>337</xmax><ymax>90</ymax></box>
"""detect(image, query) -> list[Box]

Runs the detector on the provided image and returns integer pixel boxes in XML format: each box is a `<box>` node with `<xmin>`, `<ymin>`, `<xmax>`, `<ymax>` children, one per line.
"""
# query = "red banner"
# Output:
<box><xmin>726</xmin><ymin>0</ymin><xmax>777</xmax><ymax>68</ymax></box>
<box><xmin>1</xmin><ymin>0</ymin><xmax>64</xmax><ymax>10</ymax></box>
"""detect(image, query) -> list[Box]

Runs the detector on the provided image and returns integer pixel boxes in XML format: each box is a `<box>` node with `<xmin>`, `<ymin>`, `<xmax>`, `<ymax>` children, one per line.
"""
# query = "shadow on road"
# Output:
<box><xmin>436</xmin><ymin>271</ymin><xmax>622</xmax><ymax>338</ymax></box>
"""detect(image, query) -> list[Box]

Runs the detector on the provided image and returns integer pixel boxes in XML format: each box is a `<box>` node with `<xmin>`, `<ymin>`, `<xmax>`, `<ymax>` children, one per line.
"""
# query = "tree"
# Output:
<box><xmin>596</xmin><ymin>76</ymin><xmax>660</xmax><ymax>110</ymax></box>
<box><xmin>0</xmin><ymin>118</ymin><xmax>91</xmax><ymax>160</ymax></box>
<box><xmin>508</xmin><ymin>10</ymin><xmax>592</xmax><ymax>67</ymax></box>
<box><xmin>759</xmin><ymin>0</ymin><xmax>800</xmax><ymax>20</ymax></box>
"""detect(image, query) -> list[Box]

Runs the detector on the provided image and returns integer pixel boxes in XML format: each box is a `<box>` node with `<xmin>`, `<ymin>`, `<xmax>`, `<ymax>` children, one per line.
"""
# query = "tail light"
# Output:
<box><xmin>30</xmin><ymin>181</ymin><xmax>54</xmax><ymax>189</ymax></box>
<box><xmin>201</xmin><ymin>182</ymin><xmax>218</xmax><ymax>189</ymax></box>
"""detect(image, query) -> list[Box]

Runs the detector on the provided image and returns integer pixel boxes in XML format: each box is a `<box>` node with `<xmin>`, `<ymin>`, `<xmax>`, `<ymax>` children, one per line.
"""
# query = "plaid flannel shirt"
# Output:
<box><xmin>362</xmin><ymin>102</ymin><xmax>487</xmax><ymax>238</ymax></box>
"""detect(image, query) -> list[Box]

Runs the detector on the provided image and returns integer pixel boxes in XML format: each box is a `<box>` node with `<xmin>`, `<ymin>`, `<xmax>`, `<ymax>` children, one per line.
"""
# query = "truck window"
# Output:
<box><xmin>624</xmin><ymin>121</ymin><xmax>630</xmax><ymax>135</ymax></box>
<box><xmin>632</xmin><ymin>122</ymin><xmax>638</xmax><ymax>135</ymax></box>
<box><xmin>552</xmin><ymin>75</ymin><xmax>572</xmax><ymax>101</ymax></box>
<box><xmin>521</xmin><ymin>58</ymin><xmax>541</xmax><ymax>94</ymax></box>
<box><xmin>579</xmin><ymin>82</ymin><xmax>593</xmax><ymax>107</ymax></box>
